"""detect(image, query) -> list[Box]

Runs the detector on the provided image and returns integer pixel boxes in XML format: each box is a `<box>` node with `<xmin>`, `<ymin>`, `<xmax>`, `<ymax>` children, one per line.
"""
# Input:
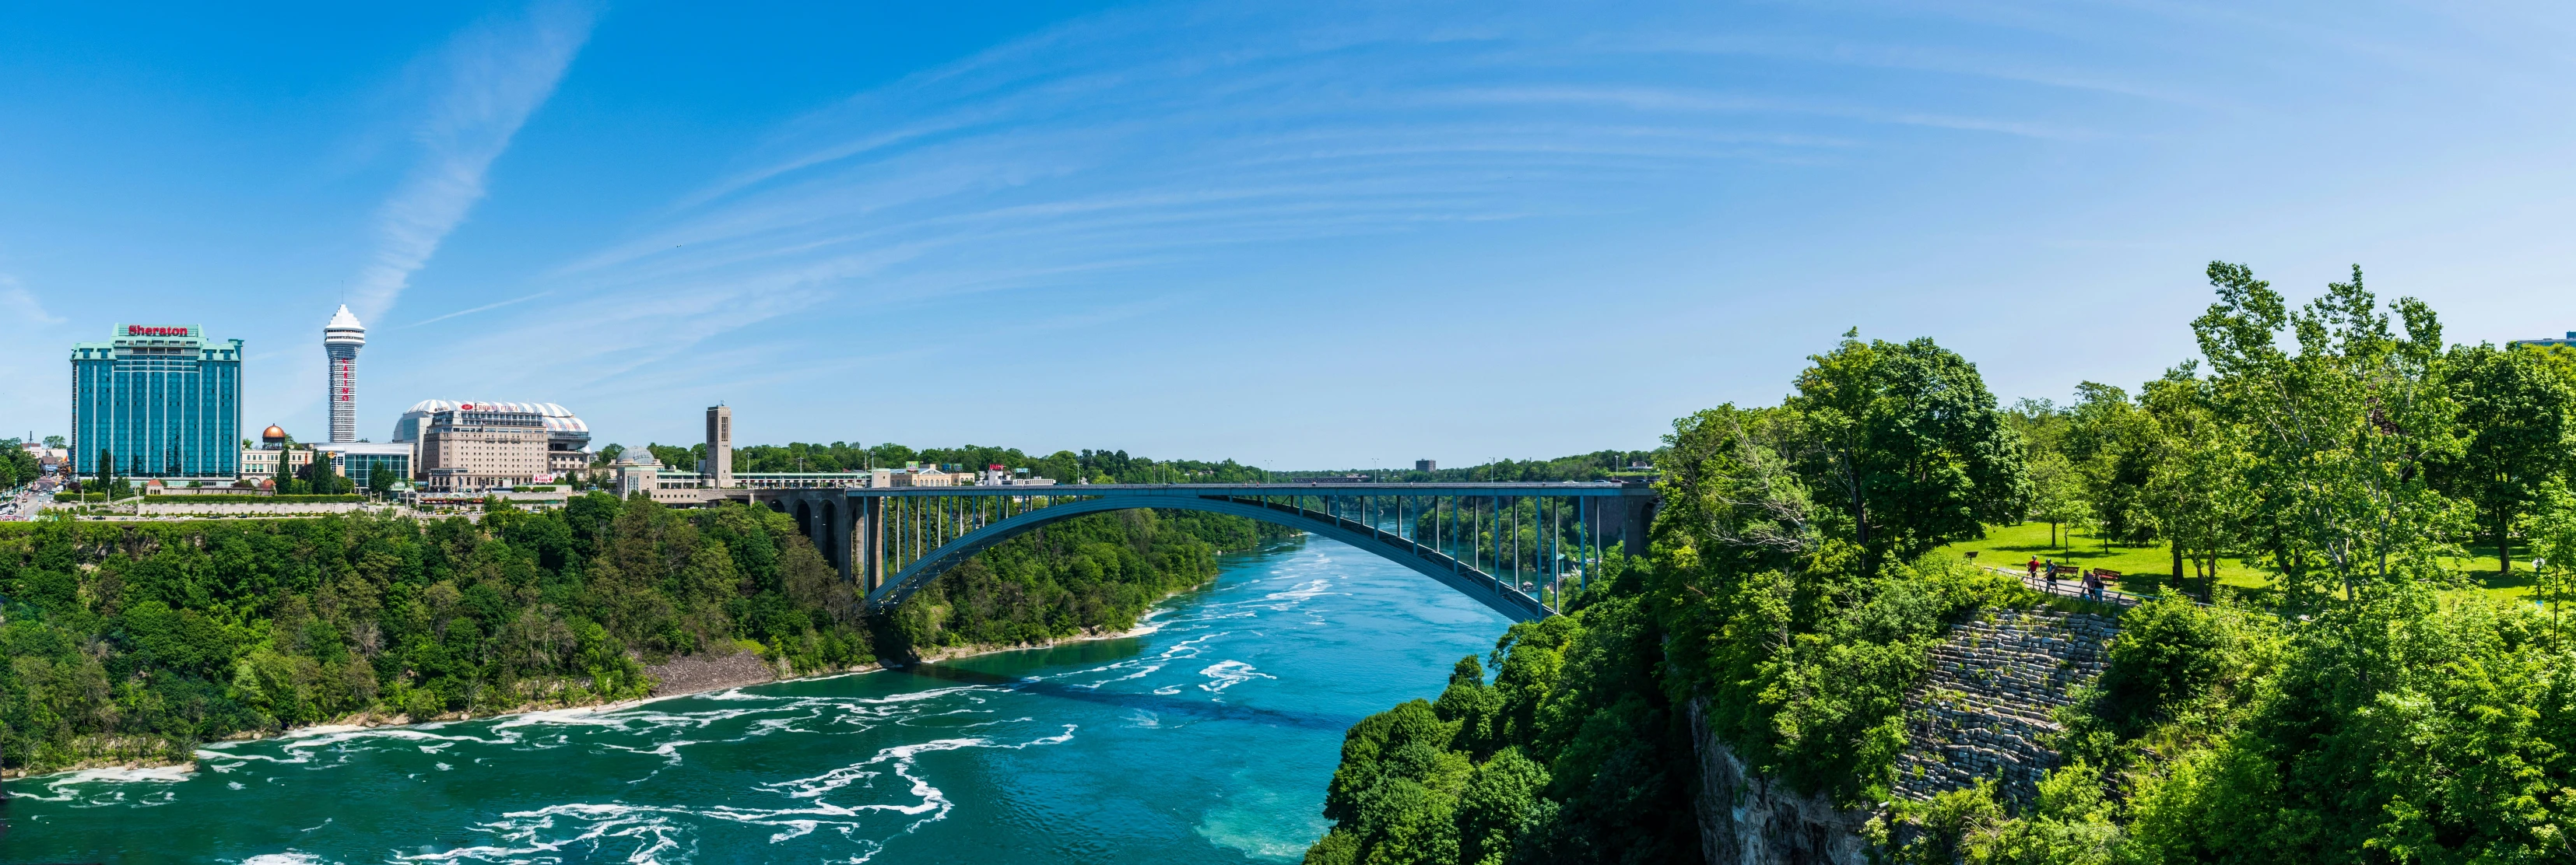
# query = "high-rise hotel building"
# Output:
<box><xmin>70</xmin><ymin>324</ymin><xmax>243</xmax><ymax>478</ymax></box>
<box><xmin>325</xmin><ymin>305</ymin><xmax>364</xmax><ymax>443</ymax></box>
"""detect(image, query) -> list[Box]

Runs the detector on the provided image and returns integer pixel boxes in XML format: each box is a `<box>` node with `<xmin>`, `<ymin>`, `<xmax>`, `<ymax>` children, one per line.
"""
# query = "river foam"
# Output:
<box><xmin>5</xmin><ymin>536</ymin><xmax>1511</xmax><ymax>865</ymax></box>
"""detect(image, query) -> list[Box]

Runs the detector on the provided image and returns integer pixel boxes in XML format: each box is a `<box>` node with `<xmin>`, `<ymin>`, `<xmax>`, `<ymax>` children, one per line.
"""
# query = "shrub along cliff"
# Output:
<box><xmin>1307</xmin><ymin>267</ymin><xmax>2576</xmax><ymax>863</ymax></box>
<box><xmin>0</xmin><ymin>491</ymin><xmax>1292</xmax><ymax>776</ymax></box>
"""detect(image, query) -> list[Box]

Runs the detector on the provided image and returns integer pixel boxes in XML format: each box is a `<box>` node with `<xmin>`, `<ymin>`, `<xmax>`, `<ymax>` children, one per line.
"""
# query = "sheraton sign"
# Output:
<box><xmin>125</xmin><ymin>325</ymin><xmax>191</xmax><ymax>337</ymax></box>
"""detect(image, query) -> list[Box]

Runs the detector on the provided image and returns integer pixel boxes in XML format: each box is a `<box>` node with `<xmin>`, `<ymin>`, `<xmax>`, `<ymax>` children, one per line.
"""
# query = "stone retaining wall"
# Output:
<box><xmin>1890</xmin><ymin>608</ymin><xmax>2118</xmax><ymax>807</ymax></box>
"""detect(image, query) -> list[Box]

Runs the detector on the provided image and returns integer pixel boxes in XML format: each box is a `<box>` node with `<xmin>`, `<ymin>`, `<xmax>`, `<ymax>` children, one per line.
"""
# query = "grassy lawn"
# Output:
<box><xmin>2441</xmin><ymin>539</ymin><xmax>2540</xmax><ymax>603</ymax></box>
<box><xmin>1936</xmin><ymin>521</ymin><xmax>2272</xmax><ymax>597</ymax></box>
<box><xmin>1936</xmin><ymin>522</ymin><xmax>2552</xmax><ymax>606</ymax></box>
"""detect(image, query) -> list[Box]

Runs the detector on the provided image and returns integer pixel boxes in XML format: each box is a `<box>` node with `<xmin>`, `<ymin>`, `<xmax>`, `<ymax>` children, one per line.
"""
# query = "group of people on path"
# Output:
<box><xmin>2026</xmin><ymin>556</ymin><xmax>2107</xmax><ymax>601</ymax></box>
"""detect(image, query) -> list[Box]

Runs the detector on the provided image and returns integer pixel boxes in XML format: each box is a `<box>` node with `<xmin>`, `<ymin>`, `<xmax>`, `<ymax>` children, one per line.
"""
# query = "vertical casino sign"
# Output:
<box><xmin>324</xmin><ymin>305</ymin><xmax>367</xmax><ymax>443</ymax></box>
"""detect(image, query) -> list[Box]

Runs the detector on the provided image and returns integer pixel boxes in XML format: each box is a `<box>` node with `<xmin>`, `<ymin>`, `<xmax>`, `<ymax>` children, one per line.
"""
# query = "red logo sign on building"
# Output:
<box><xmin>125</xmin><ymin>326</ymin><xmax>189</xmax><ymax>337</ymax></box>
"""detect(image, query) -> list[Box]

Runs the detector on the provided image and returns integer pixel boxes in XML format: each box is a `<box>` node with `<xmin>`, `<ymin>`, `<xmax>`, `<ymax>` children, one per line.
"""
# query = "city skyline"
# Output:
<box><xmin>5</xmin><ymin>2</ymin><xmax>2575</xmax><ymax>468</ymax></box>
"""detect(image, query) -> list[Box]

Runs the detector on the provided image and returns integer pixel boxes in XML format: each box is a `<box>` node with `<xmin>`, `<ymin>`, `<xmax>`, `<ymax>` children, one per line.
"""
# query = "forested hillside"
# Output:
<box><xmin>0</xmin><ymin>492</ymin><xmax>1295</xmax><ymax>776</ymax></box>
<box><xmin>1307</xmin><ymin>264</ymin><xmax>2576</xmax><ymax>863</ymax></box>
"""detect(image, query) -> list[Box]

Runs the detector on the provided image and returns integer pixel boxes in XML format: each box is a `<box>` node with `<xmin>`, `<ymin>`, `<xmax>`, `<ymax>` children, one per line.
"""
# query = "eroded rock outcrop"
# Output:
<box><xmin>1686</xmin><ymin>699</ymin><xmax>1875</xmax><ymax>865</ymax></box>
<box><xmin>1687</xmin><ymin>607</ymin><xmax>2121</xmax><ymax>862</ymax></box>
<box><xmin>1892</xmin><ymin>608</ymin><xmax>2117</xmax><ymax>808</ymax></box>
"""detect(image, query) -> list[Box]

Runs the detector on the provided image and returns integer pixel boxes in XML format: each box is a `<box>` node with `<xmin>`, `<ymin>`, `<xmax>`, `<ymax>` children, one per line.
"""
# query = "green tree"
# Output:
<box><xmin>2526</xmin><ymin>479</ymin><xmax>2576</xmax><ymax>639</ymax></box>
<box><xmin>2191</xmin><ymin>262</ymin><xmax>2465</xmax><ymax>610</ymax></box>
<box><xmin>2026</xmin><ymin>449</ymin><xmax>2089</xmax><ymax>550</ymax></box>
<box><xmin>306</xmin><ymin>453</ymin><xmax>352</xmax><ymax>495</ymax></box>
<box><xmin>0</xmin><ymin>444</ymin><xmax>29</xmax><ymax>489</ymax></box>
<box><xmin>2061</xmin><ymin>381</ymin><xmax>2162</xmax><ymax>549</ymax></box>
<box><xmin>2139</xmin><ymin>367</ymin><xmax>2256</xmax><ymax>598</ymax></box>
<box><xmin>1786</xmin><ymin>331</ymin><xmax>2030</xmax><ymax>568</ymax></box>
<box><xmin>647</xmin><ymin>443</ymin><xmax>697</xmax><ymax>471</ymax></box>
<box><xmin>2434</xmin><ymin>342</ymin><xmax>2575</xmax><ymax>578</ymax></box>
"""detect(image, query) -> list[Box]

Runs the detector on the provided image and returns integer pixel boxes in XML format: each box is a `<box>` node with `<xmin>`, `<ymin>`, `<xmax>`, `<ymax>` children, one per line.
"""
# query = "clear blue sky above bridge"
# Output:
<box><xmin>3</xmin><ymin>2</ymin><xmax>2573</xmax><ymax>468</ymax></box>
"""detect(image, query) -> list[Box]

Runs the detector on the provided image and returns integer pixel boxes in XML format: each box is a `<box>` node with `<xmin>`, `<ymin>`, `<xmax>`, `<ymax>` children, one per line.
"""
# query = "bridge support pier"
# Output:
<box><xmin>858</xmin><ymin>496</ymin><xmax>883</xmax><ymax>592</ymax></box>
<box><xmin>830</xmin><ymin>497</ymin><xmax>857</xmax><ymax>586</ymax></box>
<box><xmin>1614</xmin><ymin>494</ymin><xmax>1657</xmax><ymax>558</ymax></box>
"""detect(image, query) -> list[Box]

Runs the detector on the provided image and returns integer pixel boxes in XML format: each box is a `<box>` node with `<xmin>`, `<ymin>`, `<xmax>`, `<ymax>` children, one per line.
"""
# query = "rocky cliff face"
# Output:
<box><xmin>1686</xmin><ymin>698</ymin><xmax>1875</xmax><ymax>865</ymax></box>
<box><xmin>1687</xmin><ymin>607</ymin><xmax>2121</xmax><ymax>863</ymax></box>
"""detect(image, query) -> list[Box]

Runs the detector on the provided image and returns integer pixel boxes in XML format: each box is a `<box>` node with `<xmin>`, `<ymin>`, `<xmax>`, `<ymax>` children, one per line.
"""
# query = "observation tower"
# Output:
<box><xmin>324</xmin><ymin>305</ymin><xmax>365</xmax><ymax>443</ymax></box>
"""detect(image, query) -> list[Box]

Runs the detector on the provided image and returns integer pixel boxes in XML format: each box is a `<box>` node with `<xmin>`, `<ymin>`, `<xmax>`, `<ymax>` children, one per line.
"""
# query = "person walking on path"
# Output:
<box><xmin>2083</xmin><ymin>570</ymin><xmax>2104</xmax><ymax>601</ymax></box>
<box><xmin>2027</xmin><ymin>557</ymin><xmax>2042</xmax><ymax>584</ymax></box>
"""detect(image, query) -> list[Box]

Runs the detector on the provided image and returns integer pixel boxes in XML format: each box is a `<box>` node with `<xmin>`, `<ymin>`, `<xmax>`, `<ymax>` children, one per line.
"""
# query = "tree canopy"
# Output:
<box><xmin>1312</xmin><ymin>264</ymin><xmax>2576</xmax><ymax>864</ymax></box>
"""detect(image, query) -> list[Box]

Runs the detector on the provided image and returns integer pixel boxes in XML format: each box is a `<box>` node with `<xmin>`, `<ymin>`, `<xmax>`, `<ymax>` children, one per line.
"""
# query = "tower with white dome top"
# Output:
<box><xmin>324</xmin><ymin>305</ymin><xmax>365</xmax><ymax>443</ymax></box>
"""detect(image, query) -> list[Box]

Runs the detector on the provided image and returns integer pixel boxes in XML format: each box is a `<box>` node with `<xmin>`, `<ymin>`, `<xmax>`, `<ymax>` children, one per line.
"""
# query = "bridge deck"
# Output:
<box><xmin>796</xmin><ymin>481</ymin><xmax>1658</xmax><ymax>499</ymax></box>
<box><xmin>760</xmin><ymin>482</ymin><xmax>1659</xmax><ymax>622</ymax></box>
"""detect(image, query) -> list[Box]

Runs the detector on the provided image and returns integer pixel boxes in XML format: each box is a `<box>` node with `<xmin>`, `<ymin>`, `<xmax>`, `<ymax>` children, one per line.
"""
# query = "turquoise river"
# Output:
<box><xmin>0</xmin><ymin>535</ymin><xmax>1514</xmax><ymax>864</ymax></box>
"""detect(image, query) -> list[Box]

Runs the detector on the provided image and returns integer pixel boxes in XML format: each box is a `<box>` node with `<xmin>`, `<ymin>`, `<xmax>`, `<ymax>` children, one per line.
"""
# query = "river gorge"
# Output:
<box><xmin>1</xmin><ymin>535</ymin><xmax>1509</xmax><ymax>863</ymax></box>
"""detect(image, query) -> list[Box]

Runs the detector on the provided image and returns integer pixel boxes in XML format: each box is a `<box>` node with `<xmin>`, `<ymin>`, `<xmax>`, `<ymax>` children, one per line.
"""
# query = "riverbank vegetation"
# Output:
<box><xmin>1308</xmin><ymin>263</ymin><xmax>2576</xmax><ymax>863</ymax></box>
<box><xmin>0</xmin><ymin>489</ymin><xmax>1293</xmax><ymax>776</ymax></box>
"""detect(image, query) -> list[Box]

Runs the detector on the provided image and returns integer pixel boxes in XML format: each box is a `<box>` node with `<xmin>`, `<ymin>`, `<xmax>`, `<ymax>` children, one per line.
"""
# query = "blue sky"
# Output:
<box><xmin>3</xmin><ymin>2</ymin><xmax>2573</xmax><ymax>468</ymax></box>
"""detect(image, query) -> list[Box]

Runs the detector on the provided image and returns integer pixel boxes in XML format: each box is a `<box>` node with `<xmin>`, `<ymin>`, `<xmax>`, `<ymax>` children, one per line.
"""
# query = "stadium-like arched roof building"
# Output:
<box><xmin>391</xmin><ymin>400</ymin><xmax>591</xmax><ymax>452</ymax></box>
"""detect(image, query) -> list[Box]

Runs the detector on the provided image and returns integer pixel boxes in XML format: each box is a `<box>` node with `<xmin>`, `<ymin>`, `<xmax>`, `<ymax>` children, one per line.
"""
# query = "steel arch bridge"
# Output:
<box><xmin>759</xmin><ymin>483</ymin><xmax>1658</xmax><ymax>622</ymax></box>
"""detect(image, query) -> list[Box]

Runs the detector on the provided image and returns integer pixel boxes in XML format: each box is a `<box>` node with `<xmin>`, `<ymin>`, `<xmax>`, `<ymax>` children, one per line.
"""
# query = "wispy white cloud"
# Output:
<box><xmin>474</xmin><ymin>2</ymin><xmax>2069</xmax><ymax>404</ymax></box>
<box><xmin>400</xmin><ymin>289</ymin><xmax>556</xmax><ymax>328</ymax></box>
<box><xmin>347</xmin><ymin>0</ymin><xmax>596</xmax><ymax>324</ymax></box>
<box><xmin>0</xmin><ymin>275</ymin><xmax>65</xmax><ymax>327</ymax></box>
<box><xmin>1427</xmin><ymin>86</ymin><xmax>2093</xmax><ymax>140</ymax></box>
<box><xmin>452</xmin><ymin>0</ymin><xmax>2407</xmax><ymax>443</ymax></box>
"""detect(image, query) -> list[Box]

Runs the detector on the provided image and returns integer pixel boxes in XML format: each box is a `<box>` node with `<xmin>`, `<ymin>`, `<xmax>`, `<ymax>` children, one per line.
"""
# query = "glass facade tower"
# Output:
<box><xmin>70</xmin><ymin>324</ymin><xmax>244</xmax><ymax>478</ymax></box>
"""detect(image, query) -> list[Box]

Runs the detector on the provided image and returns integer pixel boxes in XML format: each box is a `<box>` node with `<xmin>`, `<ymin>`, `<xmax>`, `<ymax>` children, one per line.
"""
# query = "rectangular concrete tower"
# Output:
<box><xmin>704</xmin><ymin>404</ymin><xmax>733</xmax><ymax>489</ymax></box>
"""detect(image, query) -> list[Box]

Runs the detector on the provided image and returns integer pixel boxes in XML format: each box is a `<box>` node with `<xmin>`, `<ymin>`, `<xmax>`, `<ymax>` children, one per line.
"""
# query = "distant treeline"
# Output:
<box><xmin>0</xmin><ymin>492</ymin><xmax>1297</xmax><ymax>776</ymax></box>
<box><xmin>1279</xmin><ymin>450</ymin><xmax>1658</xmax><ymax>483</ymax></box>
<box><xmin>617</xmin><ymin>442</ymin><xmax>1275</xmax><ymax>485</ymax></box>
<box><xmin>605</xmin><ymin>439</ymin><xmax>1655</xmax><ymax>487</ymax></box>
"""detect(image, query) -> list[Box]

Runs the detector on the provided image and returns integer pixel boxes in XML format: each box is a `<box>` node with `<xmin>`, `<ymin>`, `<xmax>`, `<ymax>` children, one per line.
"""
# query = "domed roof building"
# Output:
<box><xmin>612</xmin><ymin>444</ymin><xmax>669</xmax><ymax>499</ymax></box>
<box><xmin>390</xmin><ymin>400</ymin><xmax>588</xmax><ymax>449</ymax></box>
<box><xmin>261</xmin><ymin>424</ymin><xmax>288</xmax><ymax>446</ymax></box>
<box><xmin>396</xmin><ymin>400</ymin><xmax>596</xmax><ymax>492</ymax></box>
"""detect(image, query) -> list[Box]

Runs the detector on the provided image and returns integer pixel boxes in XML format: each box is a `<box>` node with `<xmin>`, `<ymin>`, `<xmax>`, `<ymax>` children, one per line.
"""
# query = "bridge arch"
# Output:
<box><xmin>869</xmin><ymin>496</ymin><xmax>1556</xmax><ymax>622</ymax></box>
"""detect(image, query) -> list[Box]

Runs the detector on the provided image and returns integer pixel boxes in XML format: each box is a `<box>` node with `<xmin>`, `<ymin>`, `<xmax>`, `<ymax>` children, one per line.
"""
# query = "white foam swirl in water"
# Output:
<box><xmin>14</xmin><ymin>764</ymin><xmax>195</xmax><ymax>804</ymax></box>
<box><xmin>1197</xmin><ymin>660</ymin><xmax>1276</xmax><ymax>694</ymax></box>
<box><xmin>399</xmin><ymin>726</ymin><xmax>1078</xmax><ymax>864</ymax></box>
<box><xmin>240</xmin><ymin>852</ymin><xmax>332</xmax><ymax>864</ymax></box>
<box><xmin>1016</xmin><ymin>631</ymin><xmax>1240</xmax><ymax>695</ymax></box>
<box><xmin>199</xmin><ymin>726</ymin><xmax>521</xmax><ymax>767</ymax></box>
